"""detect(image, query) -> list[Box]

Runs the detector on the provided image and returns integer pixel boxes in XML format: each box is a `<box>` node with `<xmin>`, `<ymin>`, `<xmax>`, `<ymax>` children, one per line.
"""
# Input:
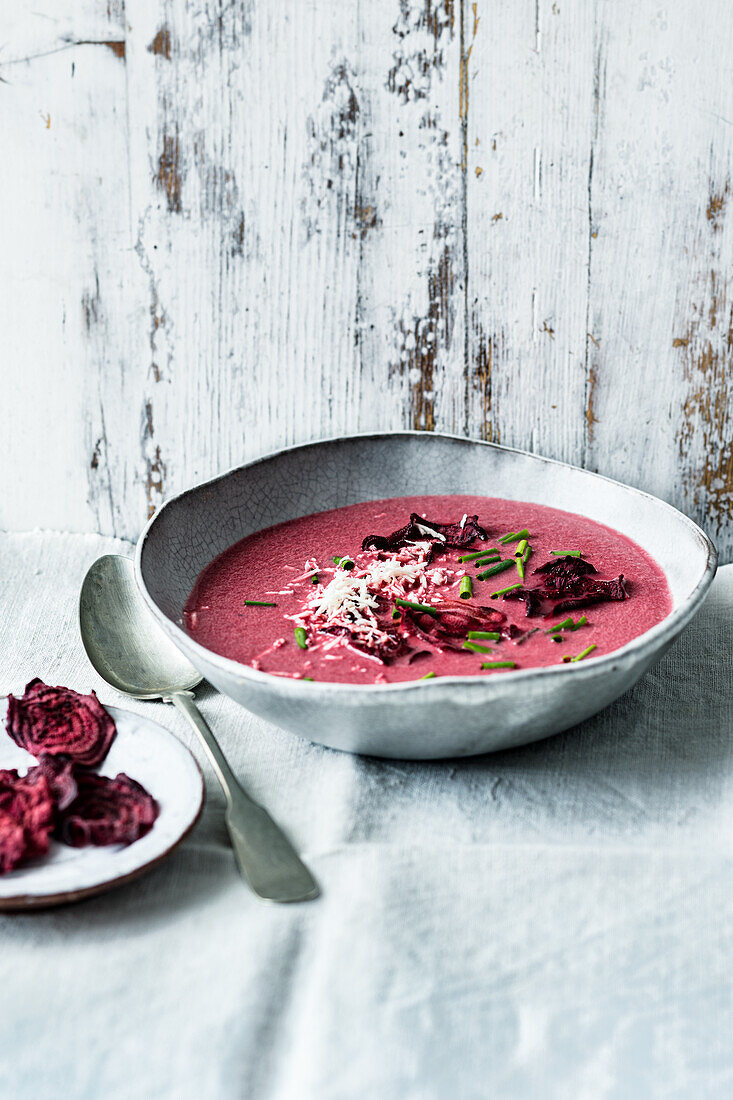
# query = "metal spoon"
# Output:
<box><xmin>79</xmin><ymin>554</ymin><xmax>319</xmax><ymax>903</ymax></box>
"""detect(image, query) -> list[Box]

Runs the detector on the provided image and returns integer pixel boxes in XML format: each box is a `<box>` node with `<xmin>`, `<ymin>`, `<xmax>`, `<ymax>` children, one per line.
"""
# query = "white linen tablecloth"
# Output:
<box><xmin>1</xmin><ymin>531</ymin><xmax>731</xmax><ymax>1100</ymax></box>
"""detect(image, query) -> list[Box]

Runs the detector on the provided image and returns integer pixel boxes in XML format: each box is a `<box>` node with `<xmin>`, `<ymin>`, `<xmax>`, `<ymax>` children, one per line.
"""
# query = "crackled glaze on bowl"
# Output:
<box><xmin>136</xmin><ymin>433</ymin><xmax>717</xmax><ymax>759</ymax></box>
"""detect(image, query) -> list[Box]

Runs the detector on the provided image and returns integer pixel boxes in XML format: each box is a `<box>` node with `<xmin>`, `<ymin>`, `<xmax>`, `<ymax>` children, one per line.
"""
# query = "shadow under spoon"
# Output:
<box><xmin>79</xmin><ymin>554</ymin><xmax>319</xmax><ymax>904</ymax></box>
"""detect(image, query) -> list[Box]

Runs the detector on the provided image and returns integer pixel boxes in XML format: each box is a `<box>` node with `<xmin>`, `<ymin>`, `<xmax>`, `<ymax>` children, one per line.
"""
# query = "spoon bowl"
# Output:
<box><xmin>80</xmin><ymin>555</ymin><xmax>202</xmax><ymax>699</ymax></box>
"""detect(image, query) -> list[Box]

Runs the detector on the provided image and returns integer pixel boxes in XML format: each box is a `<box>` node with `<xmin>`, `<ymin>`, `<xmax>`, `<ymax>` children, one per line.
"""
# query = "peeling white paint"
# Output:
<box><xmin>0</xmin><ymin>0</ymin><xmax>730</xmax><ymax>557</ymax></box>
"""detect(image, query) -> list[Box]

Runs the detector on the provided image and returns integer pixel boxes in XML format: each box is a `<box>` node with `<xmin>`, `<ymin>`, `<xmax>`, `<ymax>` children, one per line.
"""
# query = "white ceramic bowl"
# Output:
<box><xmin>135</xmin><ymin>433</ymin><xmax>717</xmax><ymax>759</ymax></box>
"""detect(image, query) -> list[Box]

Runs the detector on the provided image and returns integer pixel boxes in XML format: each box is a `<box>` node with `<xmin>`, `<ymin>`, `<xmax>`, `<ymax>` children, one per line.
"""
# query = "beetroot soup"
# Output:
<box><xmin>183</xmin><ymin>496</ymin><xmax>671</xmax><ymax>685</ymax></box>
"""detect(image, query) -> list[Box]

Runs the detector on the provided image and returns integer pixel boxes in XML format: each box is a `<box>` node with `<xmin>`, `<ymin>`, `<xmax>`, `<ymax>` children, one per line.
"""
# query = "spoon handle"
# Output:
<box><xmin>170</xmin><ymin>692</ymin><xmax>319</xmax><ymax>903</ymax></box>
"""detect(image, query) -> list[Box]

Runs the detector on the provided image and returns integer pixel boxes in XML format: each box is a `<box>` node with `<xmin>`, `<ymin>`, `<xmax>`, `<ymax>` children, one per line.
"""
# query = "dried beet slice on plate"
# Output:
<box><xmin>0</xmin><ymin>811</ymin><xmax>27</xmax><ymax>875</ymax></box>
<box><xmin>0</xmin><ymin>767</ymin><xmax>56</xmax><ymax>870</ymax></box>
<box><xmin>59</xmin><ymin>772</ymin><xmax>159</xmax><ymax>848</ymax></box>
<box><xmin>32</xmin><ymin>754</ymin><xmax>78</xmax><ymax>812</ymax></box>
<box><xmin>6</xmin><ymin>679</ymin><xmax>117</xmax><ymax>768</ymax></box>
<box><xmin>0</xmin><ymin>701</ymin><xmax>203</xmax><ymax>909</ymax></box>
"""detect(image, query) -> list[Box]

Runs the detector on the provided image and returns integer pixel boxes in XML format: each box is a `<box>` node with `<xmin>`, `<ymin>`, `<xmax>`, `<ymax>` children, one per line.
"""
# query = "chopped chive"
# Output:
<box><xmin>311</xmin><ymin>572</ymin><xmax>319</xmax><ymax>585</ymax></box>
<box><xmin>570</xmin><ymin>644</ymin><xmax>597</xmax><ymax>662</ymax></box>
<box><xmin>522</xmin><ymin>544</ymin><xmax>532</xmax><ymax>564</ymax></box>
<box><xmin>548</xmin><ymin>614</ymin><xmax>588</xmax><ymax>634</ymax></box>
<box><xmin>472</xmin><ymin>554</ymin><xmax>501</xmax><ymax>567</ymax></box>
<box><xmin>516</xmin><ymin>558</ymin><xmax>525</xmax><ymax>581</ymax></box>
<box><xmin>459</xmin><ymin>575</ymin><xmax>473</xmax><ymax>599</ymax></box>
<box><xmin>551</xmin><ymin>635</ymin><xmax>563</xmax><ymax>643</ymax></box>
<box><xmin>498</xmin><ymin>528</ymin><xmax>529</xmax><ymax>545</ymax></box>
<box><xmin>467</xmin><ymin>631</ymin><xmax>501</xmax><ymax>641</ymax></box>
<box><xmin>294</xmin><ymin>627</ymin><xmax>308</xmax><ymax>650</ymax></box>
<box><xmin>481</xmin><ymin>661</ymin><xmax>516</xmax><ymax>670</ymax></box>
<box><xmin>551</xmin><ymin>550</ymin><xmax>582</xmax><ymax>557</ymax></box>
<box><xmin>394</xmin><ymin>598</ymin><xmax>438</xmax><ymax>616</ymax></box>
<box><xmin>391</xmin><ymin>606</ymin><xmax>401</xmax><ymax>620</ymax></box>
<box><xmin>513</xmin><ymin>539</ymin><xmax>528</xmax><ymax>557</ymax></box>
<box><xmin>548</xmin><ymin>616</ymin><xmax>574</xmax><ymax>633</ymax></box>
<box><xmin>302</xmin><ymin>676</ymin><xmax>314</xmax><ymax>681</ymax></box>
<box><xmin>418</xmin><ymin>671</ymin><xmax>436</xmax><ymax>680</ymax></box>
<box><xmin>490</xmin><ymin>582</ymin><xmax>523</xmax><ymax>598</ymax></box>
<box><xmin>244</xmin><ymin>600</ymin><xmax>277</xmax><ymax>607</ymax></box>
<box><xmin>514</xmin><ymin>627</ymin><xmax>540</xmax><ymax>645</ymax></box>
<box><xmin>333</xmin><ymin>556</ymin><xmax>354</xmax><ymax>570</ymax></box>
<box><xmin>462</xmin><ymin>641</ymin><xmax>494</xmax><ymax>654</ymax></box>
<box><xmin>458</xmin><ymin>547</ymin><xmax>500</xmax><ymax>562</ymax></box>
<box><xmin>476</xmin><ymin>559</ymin><xmax>514</xmax><ymax>581</ymax></box>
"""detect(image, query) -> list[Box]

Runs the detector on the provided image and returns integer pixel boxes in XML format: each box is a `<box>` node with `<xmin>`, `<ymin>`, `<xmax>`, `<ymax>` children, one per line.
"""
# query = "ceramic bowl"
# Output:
<box><xmin>135</xmin><ymin>433</ymin><xmax>717</xmax><ymax>759</ymax></box>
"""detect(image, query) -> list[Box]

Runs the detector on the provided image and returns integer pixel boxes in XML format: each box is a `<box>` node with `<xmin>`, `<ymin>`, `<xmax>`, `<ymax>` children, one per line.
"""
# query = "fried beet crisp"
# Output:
<box><xmin>362</xmin><ymin>514</ymin><xmax>489</xmax><ymax>557</ymax></box>
<box><xmin>6</xmin><ymin>679</ymin><xmax>117</xmax><ymax>768</ymax></box>
<box><xmin>58</xmin><ymin>772</ymin><xmax>159</xmax><ymax>848</ymax></box>
<box><xmin>404</xmin><ymin>599</ymin><xmax>508</xmax><ymax>651</ymax></box>
<box><xmin>530</xmin><ymin>556</ymin><xmax>627</xmax><ymax>616</ymax></box>
<box><xmin>0</xmin><ymin>768</ymin><xmax>56</xmax><ymax>871</ymax></box>
<box><xmin>2</xmin><ymin>681</ymin><xmax>160</xmax><ymax>874</ymax></box>
<box><xmin>32</xmin><ymin>755</ymin><xmax>78</xmax><ymax>812</ymax></box>
<box><xmin>500</xmin><ymin>588</ymin><xmax>544</xmax><ymax>618</ymax></box>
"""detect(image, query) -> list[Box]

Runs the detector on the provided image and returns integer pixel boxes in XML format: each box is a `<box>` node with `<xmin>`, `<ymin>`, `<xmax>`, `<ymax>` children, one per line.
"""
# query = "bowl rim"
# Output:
<box><xmin>135</xmin><ymin>430</ymin><xmax>718</xmax><ymax>695</ymax></box>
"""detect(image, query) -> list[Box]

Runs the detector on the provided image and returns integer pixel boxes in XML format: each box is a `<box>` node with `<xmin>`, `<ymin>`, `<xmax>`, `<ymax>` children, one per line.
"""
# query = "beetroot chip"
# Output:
<box><xmin>552</xmin><ymin>576</ymin><xmax>628</xmax><ymax>616</ymax></box>
<box><xmin>32</xmin><ymin>755</ymin><xmax>78</xmax><ymax>812</ymax></box>
<box><xmin>322</xmin><ymin>624</ymin><xmax>410</xmax><ymax>664</ymax></box>
<box><xmin>500</xmin><ymin>588</ymin><xmax>544</xmax><ymax>617</ymax></box>
<box><xmin>534</xmin><ymin>555</ymin><xmax>597</xmax><ymax>578</ymax></box>
<box><xmin>0</xmin><ymin>811</ymin><xmax>27</xmax><ymax>874</ymax></box>
<box><xmin>0</xmin><ymin>768</ymin><xmax>56</xmax><ymax>871</ymax></box>
<box><xmin>533</xmin><ymin>556</ymin><xmax>598</xmax><ymax>597</ymax></box>
<box><xmin>362</xmin><ymin>514</ymin><xmax>489</xmax><ymax>556</ymax></box>
<box><xmin>58</xmin><ymin>772</ymin><xmax>159</xmax><ymax>848</ymax></box>
<box><xmin>405</xmin><ymin>599</ymin><xmax>507</xmax><ymax>650</ymax></box>
<box><xmin>6</xmin><ymin>679</ymin><xmax>116</xmax><ymax>768</ymax></box>
<box><xmin>528</xmin><ymin>556</ymin><xmax>629</xmax><ymax>616</ymax></box>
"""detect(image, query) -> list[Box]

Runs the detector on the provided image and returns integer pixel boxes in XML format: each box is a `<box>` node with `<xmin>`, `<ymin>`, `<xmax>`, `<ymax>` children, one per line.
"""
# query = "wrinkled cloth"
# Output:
<box><xmin>0</xmin><ymin>531</ymin><xmax>731</xmax><ymax>1100</ymax></box>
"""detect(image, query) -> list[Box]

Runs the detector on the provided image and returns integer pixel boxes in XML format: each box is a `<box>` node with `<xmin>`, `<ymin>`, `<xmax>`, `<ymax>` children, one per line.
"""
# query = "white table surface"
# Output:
<box><xmin>1</xmin><ymin>530</ymin><xmax>731</xmax><ymax>1100</ymax></box>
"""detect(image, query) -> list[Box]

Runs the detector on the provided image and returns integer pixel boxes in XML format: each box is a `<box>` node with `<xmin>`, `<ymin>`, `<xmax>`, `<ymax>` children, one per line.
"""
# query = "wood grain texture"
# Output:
<box><xmin>1</xmin><ymin>1</ymin><xmax>731</xmax><ymax>558</ymax></box>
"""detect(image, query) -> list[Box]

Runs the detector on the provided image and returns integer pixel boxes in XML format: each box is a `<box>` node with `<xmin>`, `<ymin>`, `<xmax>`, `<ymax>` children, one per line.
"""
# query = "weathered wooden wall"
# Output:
<box><xmin>2</xmin><ymin>1</ymin><xmax>731</xmax><ymax>558</ymax></box>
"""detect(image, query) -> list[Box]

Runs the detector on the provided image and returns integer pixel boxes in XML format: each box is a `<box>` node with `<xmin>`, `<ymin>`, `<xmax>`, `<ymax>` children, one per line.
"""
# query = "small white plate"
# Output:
<box><xmin>0</xmin><ymin>702</ymin><xmax>204</xmax><ymax>909</ymax></box>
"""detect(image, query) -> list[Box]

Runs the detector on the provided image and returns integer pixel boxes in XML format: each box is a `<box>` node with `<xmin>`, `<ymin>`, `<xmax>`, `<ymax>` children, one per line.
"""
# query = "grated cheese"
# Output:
<box><xmin>290</xmin><ymin>558</ymin><xmax>319</xmax><ymax>584</ymax></box>
<box><xmin>413</xmin><ymin>522</ymin><xmax>446</xmax><ymax>541</ymax></box>
<box><xmin>288</xmin><ymin>548</ymin><xmax>433</xmax><ymax>657</ymax></box>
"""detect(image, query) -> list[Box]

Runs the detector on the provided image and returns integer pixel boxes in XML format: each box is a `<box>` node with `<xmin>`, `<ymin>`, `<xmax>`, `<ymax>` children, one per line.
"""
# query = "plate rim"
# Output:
<box><xmin>0</xmin><ymin>703</ymin><xmax>205</xmax><ymax>911</ymax></box>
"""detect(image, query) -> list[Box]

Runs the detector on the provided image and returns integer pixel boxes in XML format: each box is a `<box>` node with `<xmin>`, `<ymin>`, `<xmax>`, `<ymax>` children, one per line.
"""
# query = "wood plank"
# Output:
<box><xmin>124</xmin><ymin>0</ymin><xmax>371</xmax><ymax>522</ymax></box>
<box><xmin>584</xmin><ymin>0</ymin><xmax>733</xmax><ymax>557</ymax></box>
<box><xmin>354</xmin><ymin>0</ymin><xmax>465</xmax><ymax>436</ymax></box>
<box><xmin>0</xmin><ymin>2</ymin><xmax>145</xmax><ymax>535</ymax></box>
<box><xmin>1</xmin><ymin>0</ymin><xmax>731</xmax><ymax>560</ymax></box>
<box><xmin>465</xmin><ymin>0</ymin><xmax>596</xmax><ymax>462</ymax></box>
<box><xmin>123</xmin><ymin>0</ymin><xmax>466</xmax><ymax>534</ymax></box>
